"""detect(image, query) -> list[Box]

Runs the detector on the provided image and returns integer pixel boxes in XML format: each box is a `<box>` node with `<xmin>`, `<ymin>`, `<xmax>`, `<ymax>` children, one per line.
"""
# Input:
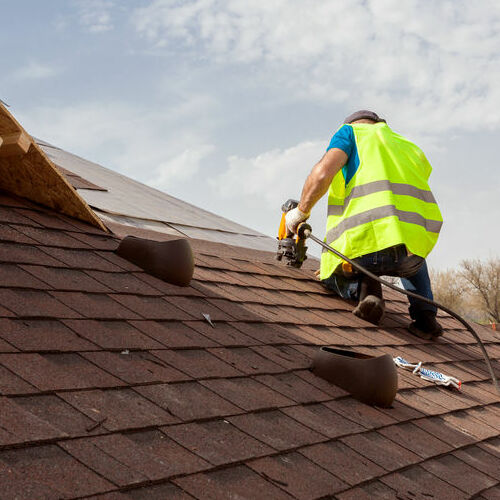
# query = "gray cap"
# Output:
<box><xmin>344</xmin><ymin>110</ymin><xmax>386</xmax><ymax>124</ymax></box>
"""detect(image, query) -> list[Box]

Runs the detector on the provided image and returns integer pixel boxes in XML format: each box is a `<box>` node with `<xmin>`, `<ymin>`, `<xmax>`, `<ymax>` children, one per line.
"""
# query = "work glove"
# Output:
<box><xmin>285</xmin><ymin>206</ymin><xmax>310</xmax><ymax>235</ymax></box>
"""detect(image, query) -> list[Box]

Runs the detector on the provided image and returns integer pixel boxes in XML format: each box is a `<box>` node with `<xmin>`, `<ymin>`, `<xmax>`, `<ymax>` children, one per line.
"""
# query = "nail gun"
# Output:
<box><xmin>276</xmin><ymin>199</ymin><xmax>311</xmax><ymax>268</ymax></box>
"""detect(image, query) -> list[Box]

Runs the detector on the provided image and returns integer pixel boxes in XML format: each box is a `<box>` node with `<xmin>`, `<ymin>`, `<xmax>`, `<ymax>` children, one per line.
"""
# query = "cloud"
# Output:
<box><xmin>151</xmin><ymin>144</ymin><xmax>216</xmax><ymax>190</ymax></box>
<box><xmin>211</xmin><ymin>140</ymin><xmax>328</xmax><ymax>244</ymax></box>
<box><xmin>75</xmin><ymin>0</ymin><xmax>115</xmax><ymax>33</ymax></box>
<box><xmin>17</xmin><ymin>100</ymin><xmax>215</xmax><ymax>191</ymax></box>
<box><xmin>10</xmin><ymin>62</ymin><xmax>59</xmax><ymax>81</ymax></box>
<box><xmin>214</xmin><ymin>140</ymin><xmax>322</xmax><ymax>204</ymax></box>
<box><xmin>133</xmin><ymin>0</ymin><xmax>500</xmax><ymax>137</ymax></box>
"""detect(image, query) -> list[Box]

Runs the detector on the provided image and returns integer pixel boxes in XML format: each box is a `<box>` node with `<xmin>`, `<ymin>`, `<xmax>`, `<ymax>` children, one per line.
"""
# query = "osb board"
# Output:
<box><xmin>0</xmin><ymin>104</ymin><xmax>107</xmax><ymax>231</ymax></box>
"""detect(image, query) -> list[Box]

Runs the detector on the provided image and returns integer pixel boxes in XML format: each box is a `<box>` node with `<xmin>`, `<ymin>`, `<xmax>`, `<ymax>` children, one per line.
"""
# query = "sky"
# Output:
<box><xmin>1</xmin><ymin>0</ymin><xmax>499</xmax><ymax>269</ymax></box>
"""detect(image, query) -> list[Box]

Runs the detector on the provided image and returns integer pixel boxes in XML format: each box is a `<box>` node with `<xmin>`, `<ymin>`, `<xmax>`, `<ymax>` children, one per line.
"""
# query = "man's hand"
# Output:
<box><xmin>285</xmin><ymin>206</ymin><xmax>310</xmax><ymax>235</ymax></box>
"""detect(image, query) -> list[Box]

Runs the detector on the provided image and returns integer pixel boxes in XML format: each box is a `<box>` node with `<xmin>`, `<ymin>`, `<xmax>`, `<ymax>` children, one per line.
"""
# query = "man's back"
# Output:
<box><xmin>321</xmin><ymin>121</ymin><xmax>442</xmax><ymax>280</ymax></box>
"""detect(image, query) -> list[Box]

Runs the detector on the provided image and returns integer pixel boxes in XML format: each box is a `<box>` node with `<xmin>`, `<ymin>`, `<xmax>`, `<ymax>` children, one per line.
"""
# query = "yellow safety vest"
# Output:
<box><xmin>320</xmin><ymin>122</ymin><xmax>442</xmax><ymax>280</ymax></box>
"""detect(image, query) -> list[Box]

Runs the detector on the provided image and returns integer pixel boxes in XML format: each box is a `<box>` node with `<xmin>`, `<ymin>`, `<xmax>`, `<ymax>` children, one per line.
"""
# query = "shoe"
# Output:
<box><xmin>353</xmin><ymin>295</ymin><xmax>385</xmax><ymax>325</ymax></box>
<box><xmin>408</xmin><ymin>310</ymin><xmax>443</xmax><ymax>340</ymax></box>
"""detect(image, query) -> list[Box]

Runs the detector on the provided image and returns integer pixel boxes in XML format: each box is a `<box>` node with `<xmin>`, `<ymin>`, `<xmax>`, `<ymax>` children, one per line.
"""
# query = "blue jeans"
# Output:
<box><xmin>322</xmin><ymin>245</ymin><xmax>436</xmax><ymax>318</ymax></box>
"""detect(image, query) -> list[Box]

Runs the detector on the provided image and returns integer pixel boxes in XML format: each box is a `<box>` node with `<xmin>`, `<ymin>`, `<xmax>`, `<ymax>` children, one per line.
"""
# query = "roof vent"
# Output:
<box><xmin>311</xmin><ymin>347</ymin><xmax>398</xmax><ymax>407</ymax></box>
<box><xmin>116</xmin><ymin>236</ymin><xmax>194</xmax><ymax>286</ymax></box>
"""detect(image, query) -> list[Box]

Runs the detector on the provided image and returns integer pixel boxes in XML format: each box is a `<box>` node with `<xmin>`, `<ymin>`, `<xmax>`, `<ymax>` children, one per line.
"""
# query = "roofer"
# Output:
<box><xmin>285</xmin><ymin>110</ymin><xmax>443</xmax><ymax>339</ymax></box>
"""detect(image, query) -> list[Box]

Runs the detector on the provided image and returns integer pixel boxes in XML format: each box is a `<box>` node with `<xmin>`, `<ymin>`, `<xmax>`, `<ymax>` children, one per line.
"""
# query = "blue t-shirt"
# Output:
<box><xmin>327</xmin><ymin>124</ymin><xmax>360</xmax><ymax>185</ymax></box>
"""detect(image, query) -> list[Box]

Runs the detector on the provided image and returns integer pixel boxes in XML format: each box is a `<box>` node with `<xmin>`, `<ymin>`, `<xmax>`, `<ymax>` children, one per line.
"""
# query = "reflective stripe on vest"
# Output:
<box><xmin>327</xmin><ymin>180</ymin><xmax>437</xmax><ymax>216</ymax></box>
<box><xmin>325</xmin><ymin>205</ymin><xmax>443</xmax><ymax>246</ymax></box>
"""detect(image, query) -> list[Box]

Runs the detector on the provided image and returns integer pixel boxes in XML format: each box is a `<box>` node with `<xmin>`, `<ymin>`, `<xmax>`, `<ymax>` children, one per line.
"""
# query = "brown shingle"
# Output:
<box><xmin>122</xmin><ymin>483</ymin><xmax>194</xmax><ymax>499</ymax></box>
<box><xmin>135</xmin><ymin>381</ymin><xmax>241</xmax><ymax>421</ymax></box>
<box><xmin>130</xmin><ymin>320</ymin><xmax>217</xmax><ymax>348</ymax></box>
<box><xmin>421</xmin><ymin>454</ymin><xmax>497</xmax><ymax>495</ymax></box>
<box><xmin>0</xmin><ymin>240</ymin><xmax>59</xmax><ymax>266</ymax></box>
<box><xmin>0</xmin><ymin>224</ymin><xmax>39</xmax><ymax>244</ymax></box>
<box><xmin>0</xmin><ymin>445</ymin><xmax>114</xmax><ymax>498</ymax></box>
<box><xmin>40</xmin><ymin>247</ymin><xmax>123</xmax><ymax>271</ymax></box>
<box><xmin>0</xmin><ymin>364</ymin><xmax>38</xmax><ymax>395</ymax></box>
<box><xmin>255</xmin><ymin>372</ymin><xmax>334</xmax><ymax>403</ymax></box>
<box><xmin>152</xmin><ymin>348</ymin><xmax>242</xmax><ymax>378</ymax></box>
<box><xmin>0</xmin><ymin>318</ymin><xmax>96</xmax><ymax>352</ymax></box>
<box><xmin>0</xmin><ymin>460</ymin><xmax>62</xmax><ymax>499</ymax></box>
<box><xmin>341</xmin><ymin>431</ymin><xmax>421</xmax><ymax>471</ymax></box>
<box><xmin>61</xmin><ymin>431</ymin><xmax>210</xmax><ymax>486</ymax></box>
<box><xmin>208</xmin><ymin>347</ymin><xmax>285</xmax><ymax>375</ymax></box>
<box><xmin>0</xmin><ymin>353</ymin><xmax>123</xmax><ymax>391</ymax></box>
<box><xmin>186</xmin><ymin>320</ymin><xmax>259</xmax><ymax>346</ymax></box>
<box><xmin>63</xmin><ymin>319</ymin><xmax>163</xmax><ymax>350</ymax></box>
<box><xmin>112</xmin><ymin>295</ymin><xmax>193</xmax><ymax>320</ymax></box>
<box><xmin>251</xmin><ymin>344</ymin><xmax>312</xmax><ymax>370</ymax></box>
<box><xmin>247</xmin><ymin>452</ymin><xmax>347</xmax><ymax>499</ymax></box>
<box><xmin>380</xmin><ymin>465</ymin><xmax>468</xmax><ymax>500</ymax></box>
<box><xmin>59</xmin><ymin>388</ymin><xmax>176</xmax><ymax>431</ymax></box>
<box><xmin>0</xmin><ymin>289</ymin><xmax>81</xmax><ymax>318</ymax></box>
<box><xmin>442</xmin><ymin>409</ymin><xmax>499</xmax><ymax>440</ymax></box>
<box><xmin>454</xmin><ymin>445</ymin><xmax>500</xmax><ymax>480</ymax></box>
<box><xmin>378</xmin><ymin>421</ymin><xmax>452</xmax><ymax>459</ymax></box>
<box><xmin>15</xmin><ymin>225</ymin><xmax>92</xmax><ymax>248</ymax></box>
<box><xmin>51</xmin><ymin>292</ymin><xmax>140</xmax><ymax>319</ymax></box>
<box><xmin>15</xmin><ymin>394</ymin><xmax>104</xmax><ymax>437</ymax></box>
<box><xmin>228</xmin><ymin>410</ymin><xmax>325</xmax><ymax>450</ymax></box>
<box><xmin>0</xmin><ymin>397</ymin><xmax>63</xmax><ymax>446</ymax></box>
<box><xmin>0</xmin><ymin>263</ymin><xmax>50</xmax><ymax>288</ymax></box>
<box><xmin>167</xmin><ymin>296</ymin><xmax>236</xmax><ymax>321</ymax></box>
<box><xmin>301</xmin><ymin>440</ymin><xmax>385</xmax><ymax>486</ymax></box>
<box><xmin>201</xmin><ymin>376</ymin><xmax>294</xmax><ymax>411</ymax></box>
<box><xmin>164</xmin><ymin>420</ymin><xmax>273</xmax><ymax>465</ymax></box>
<box><xmin>21</xmin><ymin>265</ymin><xmax>112</xmax><ymax>292</ymax></box>
<box><xmin>81</xmin><ymin>351</ymin><xmax>189</xmax><ymax>384</ymax></box>
<box><xmin>282</xmin><ymin>403</ymin><xmax>364</xmax><ymax>439</ymax></box>
<box><xmin>174</xmin><ymin>465</ymin><xmax>295</xmax><ymax>500</ymax></box>
<box><xmin>85</xmin><ymin>270</ymin><xmax>163</xmax><ymax>295</ymax></box>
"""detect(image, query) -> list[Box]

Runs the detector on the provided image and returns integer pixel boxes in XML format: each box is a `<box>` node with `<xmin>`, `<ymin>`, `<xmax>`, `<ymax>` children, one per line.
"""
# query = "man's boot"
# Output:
<box><xmin>353</xmin><ymin>277</ymin><xmax>385</xmax><ymax>325</ymax></box>
<box><xmin>408</xmin><ymin>310</ymin><xmax>443</xmax><ymax>340</ymax></box>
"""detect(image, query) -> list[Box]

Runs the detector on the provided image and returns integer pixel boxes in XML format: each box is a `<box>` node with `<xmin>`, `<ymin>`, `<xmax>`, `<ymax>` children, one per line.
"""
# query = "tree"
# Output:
<box><xmin>430</xmin><ymin>268</ymin><xmax>467</xmax><ymax>315</ymax></box>
<box><xmin>459</xmin><ymin>257</ymin><xmax>500</xmax><ymax>323</ymax></box>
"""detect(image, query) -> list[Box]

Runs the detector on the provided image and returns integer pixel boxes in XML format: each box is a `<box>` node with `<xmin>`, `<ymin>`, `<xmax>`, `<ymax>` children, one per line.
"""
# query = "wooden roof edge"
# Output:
<box><xmin>0</xmin><ymin>103</ymin><xmax>108</xmax><ymax>232</ymax></box>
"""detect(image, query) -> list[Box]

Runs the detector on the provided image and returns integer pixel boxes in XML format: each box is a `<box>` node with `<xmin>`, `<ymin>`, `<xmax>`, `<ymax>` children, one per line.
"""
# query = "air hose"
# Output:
<box><xmin>297</xmin><ymin>223</ymin><xmax>500</xmax><ymax>394</ymax></box>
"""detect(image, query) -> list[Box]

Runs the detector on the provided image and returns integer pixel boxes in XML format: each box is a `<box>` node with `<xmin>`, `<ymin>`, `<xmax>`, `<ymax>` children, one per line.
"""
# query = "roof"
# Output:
<box><xmin>0</xmin><ymin>109</ymin><xmax>498</xmax><ymax>498</ymax></box>
<box><xmin>35</xmin><ymin>138</ymin><xmax>276</xmax><ymax>253</ymax></box>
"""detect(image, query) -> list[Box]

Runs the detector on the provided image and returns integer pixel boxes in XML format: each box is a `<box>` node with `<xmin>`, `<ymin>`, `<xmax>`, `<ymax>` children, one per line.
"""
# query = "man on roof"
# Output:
<box><xmin>285</xmin><ymin>110</ymin><xmax>443</xmax><ymax>340</ymax></box>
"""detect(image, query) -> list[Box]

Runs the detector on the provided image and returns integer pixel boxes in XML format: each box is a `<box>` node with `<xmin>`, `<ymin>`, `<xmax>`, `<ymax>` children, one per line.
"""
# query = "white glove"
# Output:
<box><xmin>285</xmin><ymin>206</ymin><xmax>310</xmax><ymax>235</ymax></box>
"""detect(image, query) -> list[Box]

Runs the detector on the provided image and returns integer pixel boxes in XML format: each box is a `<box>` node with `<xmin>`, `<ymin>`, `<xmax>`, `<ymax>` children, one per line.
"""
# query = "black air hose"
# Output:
<box><xmin>297</xmin><ymin>224</ymin><xmax>499</xmax><ymax>394</ymax></box>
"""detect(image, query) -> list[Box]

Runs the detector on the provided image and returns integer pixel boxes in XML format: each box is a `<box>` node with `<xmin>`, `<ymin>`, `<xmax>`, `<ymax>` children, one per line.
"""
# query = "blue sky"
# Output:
<box><xmin>1</xmin><ymin>0</ymin><xmax>499</xmax><ymax>269</ymax></box>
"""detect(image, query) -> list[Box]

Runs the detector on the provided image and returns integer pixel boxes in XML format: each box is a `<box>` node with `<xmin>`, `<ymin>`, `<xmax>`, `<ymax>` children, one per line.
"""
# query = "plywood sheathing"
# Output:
<box><xmin>0</xmin><ymin>130</ymin><xmax>31</xmax><ymax>157</ymax></box>
<box><xmin>0</xmin><ymin>103</ymin><xmax>107</xmax><ymax>231</ymax></box>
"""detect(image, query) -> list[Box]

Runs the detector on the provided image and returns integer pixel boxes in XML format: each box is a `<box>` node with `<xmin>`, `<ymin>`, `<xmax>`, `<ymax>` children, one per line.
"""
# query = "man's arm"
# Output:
<box><xmin>298</xmin><ymin>147</ymin><xmax>348</xmax><ymax>213</ymax></box>
<box><xmin>286</xmin><ymin>147</ymin><xmax>347</xmax><ymax>233</ymax></box>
